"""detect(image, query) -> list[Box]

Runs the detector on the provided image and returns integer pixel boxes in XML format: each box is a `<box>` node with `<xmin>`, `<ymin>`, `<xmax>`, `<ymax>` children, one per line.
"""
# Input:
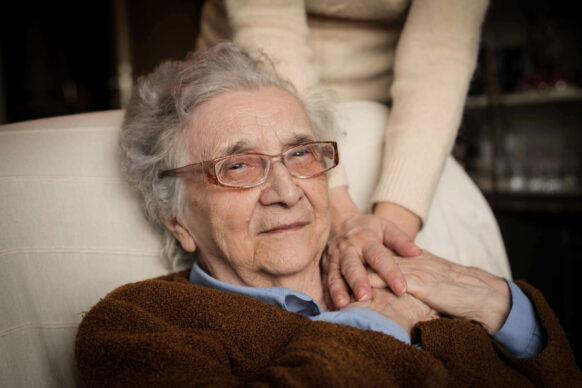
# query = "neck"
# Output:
<box><xmin>201</xmin><ymin>258</ymin><xmax>330</xmax><ymax>311</ymax></box>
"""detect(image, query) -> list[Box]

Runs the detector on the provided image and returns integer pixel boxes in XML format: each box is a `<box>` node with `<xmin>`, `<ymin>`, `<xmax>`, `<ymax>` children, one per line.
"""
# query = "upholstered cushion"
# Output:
<box><xmin>0</xmin><ymin>111</ymin><xmax>170</xmax><ymax>387</ymax></box>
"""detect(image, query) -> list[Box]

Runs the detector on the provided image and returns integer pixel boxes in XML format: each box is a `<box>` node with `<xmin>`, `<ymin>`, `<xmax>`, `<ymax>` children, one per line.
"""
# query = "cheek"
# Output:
<box><xmin>304</xmin><ymin>178</ymin><xmax>331</xmax><ymax>232</ymax></box>
<box><xmin>311</xmin><ymin>178</ymin><xmax>330</xmax><ymax>212</ymax></box>
<box><xmin>206</xmin><ymin>191</ymin><xmax>258</xmax><ymax>250</ymax></box>
<box><xmin>182</xmin><ymin>189</ymin><xmax>215</xmax><ymax>246</ymax></box>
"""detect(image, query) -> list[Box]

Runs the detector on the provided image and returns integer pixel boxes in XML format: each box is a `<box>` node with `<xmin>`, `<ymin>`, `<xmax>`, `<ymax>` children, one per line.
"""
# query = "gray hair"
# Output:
<box><xmin>119</xmin><ymin>42</ymin><xmax>336</xmax><ymax>269</ymax></box>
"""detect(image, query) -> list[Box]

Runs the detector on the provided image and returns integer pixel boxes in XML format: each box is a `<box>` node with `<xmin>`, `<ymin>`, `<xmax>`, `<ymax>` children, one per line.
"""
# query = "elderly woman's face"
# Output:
<box><xmin>172</xmin><ymin>87</ymin><xmax>331</xmax><ymax>285</ymax></box>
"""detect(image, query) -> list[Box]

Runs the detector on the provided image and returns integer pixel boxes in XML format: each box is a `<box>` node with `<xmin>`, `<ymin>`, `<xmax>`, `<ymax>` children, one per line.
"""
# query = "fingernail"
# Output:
<box><xmin>336</xmin><ymin>296</ymin><xmax>347</xmax><ymax>307</ymax></box>
<box><xmin>355</xmin><ymin>288</ymin><xmax>368</xmax><ymax>301</ymax></box>
<box><xmin>393</xmin><ymin>278</ymin><xmax>406</xmax><ymax>295</ymax></box>
<box><xmin>406</xmin><ymin>242</ymin><xmax>422</xmax><ymax>254</ymax></box>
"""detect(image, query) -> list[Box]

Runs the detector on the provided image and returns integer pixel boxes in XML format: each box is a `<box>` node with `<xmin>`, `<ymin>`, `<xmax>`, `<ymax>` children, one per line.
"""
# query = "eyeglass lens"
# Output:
<box><xmin>215</xmin><ymin>143</ymin><xmax>335</xmax><ymax>187</ymax></box>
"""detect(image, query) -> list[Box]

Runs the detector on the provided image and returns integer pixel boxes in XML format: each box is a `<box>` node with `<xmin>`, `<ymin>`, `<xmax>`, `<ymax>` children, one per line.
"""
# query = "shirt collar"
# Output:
<box><xmin>189</xmin><ymin>262</ymin><xmax>322</xmax><ymax>317</ymax></box>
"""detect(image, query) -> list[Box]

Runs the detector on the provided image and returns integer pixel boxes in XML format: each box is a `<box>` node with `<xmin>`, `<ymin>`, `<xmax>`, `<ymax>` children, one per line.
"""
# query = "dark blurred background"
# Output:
<box><xmin>1</xmin><ymin>0</ymin><xmax>580</xmax><ymax>366</ymax></box>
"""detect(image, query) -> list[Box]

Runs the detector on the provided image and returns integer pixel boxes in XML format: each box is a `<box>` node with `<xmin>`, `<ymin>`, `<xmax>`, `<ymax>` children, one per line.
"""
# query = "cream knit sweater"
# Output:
<box><xmin>197</xmin><ymin>0</ymin><xmax>488</xmax><ymax>222</ymax></box>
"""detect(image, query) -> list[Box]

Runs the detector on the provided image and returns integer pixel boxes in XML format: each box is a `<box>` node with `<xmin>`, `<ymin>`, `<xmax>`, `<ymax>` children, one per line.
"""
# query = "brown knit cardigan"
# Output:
<box><xmin>75</xmin><ymin>271</ymin><xmax>582</xmax><ymax>387</ymax></box>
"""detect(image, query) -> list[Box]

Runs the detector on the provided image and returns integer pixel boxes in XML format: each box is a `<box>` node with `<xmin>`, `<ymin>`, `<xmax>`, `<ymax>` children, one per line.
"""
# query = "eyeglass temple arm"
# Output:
<box><xmin>159</xmin><ymin>163</ymin><xmax>205</xmax><ymax>181</ymax></box>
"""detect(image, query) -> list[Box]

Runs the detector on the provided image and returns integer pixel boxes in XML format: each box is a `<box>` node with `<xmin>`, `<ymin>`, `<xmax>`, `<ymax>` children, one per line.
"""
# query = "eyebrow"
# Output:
<box><xmin>221</xmin><ymin>140</ymin><xmax>254</xmax><ymax>157</ymax></box>
<box><xmin>290</xmin><ymin>134</ymin><xmax>318</xmax><ymax>146</ymax></box>
<box><xmin>219</xmin><ymin>133</ymin><xmax>317</xmax><ymax>157</ymax></box>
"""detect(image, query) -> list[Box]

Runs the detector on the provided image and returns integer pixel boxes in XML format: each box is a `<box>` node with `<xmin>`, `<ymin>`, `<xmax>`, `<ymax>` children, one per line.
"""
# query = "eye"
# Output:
<box><xmin>224</xmin><ymin>155</ymin><xmax>262</xmax><ymax>169</ymax></box>
<box><xmin>290</xmin><ymin>148</ymin><xmax>312</xmax><ymax>158</ymax></box>
<box><xmin>227</xmin><ymin>162</ymin><xmax>246</xmax><ymax>170</ymax></box>
<box><xmin>217</xmin><ymin>155</ymin><xmax>264</xmax><ymax>184</ymax></box>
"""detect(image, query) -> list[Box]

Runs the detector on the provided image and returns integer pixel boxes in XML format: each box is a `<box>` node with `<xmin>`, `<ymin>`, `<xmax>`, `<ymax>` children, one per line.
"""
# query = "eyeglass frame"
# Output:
<box><xmin>158</xmin><ymin>140</ymin><xmax>339</xmax><ymax>189</ymax></box>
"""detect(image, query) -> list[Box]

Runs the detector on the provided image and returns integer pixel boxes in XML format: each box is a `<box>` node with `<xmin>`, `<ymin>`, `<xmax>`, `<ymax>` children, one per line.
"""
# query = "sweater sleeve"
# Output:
<box><xmin>494</xmin><ymin>281</ymin><xmax>582</xmax><ymax>385</ymax></box>
<box><xmin>414</xmin><ymin>280</ymin><xmax>582</xmax><ymax>386</ymax></box>
<box><xmin>370</xmin><ymin>0</ymin><xmax>489</xmax><ymax>222</ymax></box>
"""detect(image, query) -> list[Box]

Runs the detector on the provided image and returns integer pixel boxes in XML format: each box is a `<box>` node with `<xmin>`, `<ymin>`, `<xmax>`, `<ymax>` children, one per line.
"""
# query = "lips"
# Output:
<box><xmin>261</xmin><ymin>222</ymin><xmax>308</xmax><ymax>234</ymax></box>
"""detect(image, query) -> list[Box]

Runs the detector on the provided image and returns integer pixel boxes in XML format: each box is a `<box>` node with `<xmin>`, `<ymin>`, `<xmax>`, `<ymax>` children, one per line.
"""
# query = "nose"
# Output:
<box><xmin>258</xmin><ymin>161</ymin><xmax>304</xmax><ymax>207</ymax></box>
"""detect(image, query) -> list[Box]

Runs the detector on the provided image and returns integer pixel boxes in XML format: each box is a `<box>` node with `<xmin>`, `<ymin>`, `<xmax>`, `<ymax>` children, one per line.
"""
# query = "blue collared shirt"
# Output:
<box><xmin>190</xmin><ymin>263</ymin><xmax>542</xmax><ymax>358</ymax></box>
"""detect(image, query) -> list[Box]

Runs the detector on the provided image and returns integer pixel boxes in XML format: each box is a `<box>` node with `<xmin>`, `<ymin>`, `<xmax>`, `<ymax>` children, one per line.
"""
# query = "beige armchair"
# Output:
<box><xmin>0</xmin><ymin>102</ymin><xmax>510</xmax><ymax>387</ymax></box>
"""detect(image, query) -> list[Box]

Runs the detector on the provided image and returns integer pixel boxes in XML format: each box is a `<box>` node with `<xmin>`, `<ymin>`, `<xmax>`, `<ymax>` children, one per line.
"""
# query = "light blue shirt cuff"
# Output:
<box><xmin>492</xmin><ymin>280</ymin><xmax>543</xmax><ymax>358</ymax></box>
<box><xmin>313</xmin><ymin>307</ymin><xmax>411</xmax><ymax>345</ymax></box>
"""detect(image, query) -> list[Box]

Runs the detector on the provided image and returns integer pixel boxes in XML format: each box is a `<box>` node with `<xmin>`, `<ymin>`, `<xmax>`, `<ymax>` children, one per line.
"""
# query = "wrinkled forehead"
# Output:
<box><xmin>186</xmin><ymin>87</ymin><xmax>316</xmax><ymax>162</ymax></box>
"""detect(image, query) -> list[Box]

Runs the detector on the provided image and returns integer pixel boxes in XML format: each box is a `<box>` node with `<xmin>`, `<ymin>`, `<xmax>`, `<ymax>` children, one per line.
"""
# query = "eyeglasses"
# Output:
<box><xmin>159</xmin><ymin>141</ymin><xmax>338</xmax><ymax>189</ymax></box>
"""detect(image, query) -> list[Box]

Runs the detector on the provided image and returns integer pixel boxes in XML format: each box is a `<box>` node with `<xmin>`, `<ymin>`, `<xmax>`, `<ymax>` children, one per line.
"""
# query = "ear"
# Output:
<box><xmin>162</xmin><ymin>217</ymin><xmax>197</xmax><ymax>253</ymax></box>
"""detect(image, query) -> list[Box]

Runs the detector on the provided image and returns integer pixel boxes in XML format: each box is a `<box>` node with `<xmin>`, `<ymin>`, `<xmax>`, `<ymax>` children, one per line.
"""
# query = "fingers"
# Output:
<box><xmin>339</xmin><ymin>248</ymin><xmax>372</xmax><ymax>303</ymax></box>
<box><xmin>326</xmin><ymin>257</ymin><xmax>352</xmax><ymax>309</ymax></box>
<box><xmin>324</xmin><ymin>213</ymin><xmax>424</xmax><ymax>308</ymax></box>
<box><xmin>362</xmin><ymin>241</ymin><xmax>407</xmax><ymax>295</ymax></box>
<box><xmin>381</xmin><ymin>221</ymin><xmax>421</xmax><ymax>257</ymax></box>
<box><xmin>367</xmin><ymin>272</ymin><xmax>388</xmax><ymax>288</ymax></box>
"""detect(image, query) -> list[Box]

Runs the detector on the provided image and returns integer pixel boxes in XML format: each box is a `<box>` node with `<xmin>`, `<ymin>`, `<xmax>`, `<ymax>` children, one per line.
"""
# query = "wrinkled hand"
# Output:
<box><xmin>323</xmin><ymin>210</ymin><xmax>421</xmax><ymax>309</ymax></box>
<box><xmin>395</xmin><ymin>251</ymin><xmax>511</xmax><ymax>334</ymax></box>
<box><xmin>347</xmin><ymin>287</ymin><xmax>439</xmax><ymax>336</ymax></box>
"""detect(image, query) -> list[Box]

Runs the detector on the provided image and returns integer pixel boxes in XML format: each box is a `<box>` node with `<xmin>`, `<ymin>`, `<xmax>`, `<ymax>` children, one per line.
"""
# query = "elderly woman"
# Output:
<box><xmin>75</xmin><ymin>43</ymin><xmax>581</xmax><ymax>386</ymax></box>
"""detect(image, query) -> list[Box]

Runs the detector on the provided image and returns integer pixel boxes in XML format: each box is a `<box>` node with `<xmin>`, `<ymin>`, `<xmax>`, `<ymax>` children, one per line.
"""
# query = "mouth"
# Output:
<box><xmin>261</xmin><ymin>222</ymin><xmax>308</xmax><ymax>234</ymax></box>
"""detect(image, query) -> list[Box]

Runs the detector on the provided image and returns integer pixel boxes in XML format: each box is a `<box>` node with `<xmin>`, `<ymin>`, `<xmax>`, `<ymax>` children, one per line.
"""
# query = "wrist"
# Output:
<box><xmin>477</xmin><ymin>279</ymin><xmax>511</xmax><ymax>334</ymax></box>
<box><xmin>373</xmin><ymin>202</ymin><xmax>421</xmax><ymax>239</ymax></box>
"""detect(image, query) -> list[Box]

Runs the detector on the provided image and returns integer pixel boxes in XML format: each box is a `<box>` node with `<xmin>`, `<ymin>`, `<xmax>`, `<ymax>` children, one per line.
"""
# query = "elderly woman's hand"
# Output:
<box><xmin>347</xmin><ymin>287</ymin><xmax>439</xmax><ymax>336</ymax></box>
<box><xmin>323</xmin><ymin>187</ymin><xmax>421</xmax><ymax>309</ymax></box>
<box><xmin>394</xmin><ymin>251</ymin><xmax>511</xmax><ymax>334</ymax></box>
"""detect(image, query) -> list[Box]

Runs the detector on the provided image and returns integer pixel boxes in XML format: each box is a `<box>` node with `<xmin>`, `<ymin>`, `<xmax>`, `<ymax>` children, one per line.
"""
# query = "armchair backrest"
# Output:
<box><xmin>0</xmin><ymin>110</ymin><xmax>170</xmax><ymax>387</ymax></box>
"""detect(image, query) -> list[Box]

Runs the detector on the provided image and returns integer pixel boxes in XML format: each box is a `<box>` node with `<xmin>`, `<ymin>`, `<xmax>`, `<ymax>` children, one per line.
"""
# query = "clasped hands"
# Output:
<box><xmin>324</xmin><ymin>202</ymin><xmax>511</xmax><ymax>336</ymax></box>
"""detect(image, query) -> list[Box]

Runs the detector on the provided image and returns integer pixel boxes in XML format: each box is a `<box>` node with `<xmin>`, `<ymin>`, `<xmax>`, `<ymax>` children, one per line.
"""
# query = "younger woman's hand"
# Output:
<box><xmin>324</xmin><ymin>187</ymin><xmax>421</xmax><ymax>309</ymax></box>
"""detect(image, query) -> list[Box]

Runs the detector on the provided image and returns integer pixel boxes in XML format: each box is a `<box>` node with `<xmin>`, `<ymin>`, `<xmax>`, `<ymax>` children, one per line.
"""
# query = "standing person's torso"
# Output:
<box><xmin>197</xmin><ymin>0</ymin><xmax>411</xmax><ymax>101</ymax></box>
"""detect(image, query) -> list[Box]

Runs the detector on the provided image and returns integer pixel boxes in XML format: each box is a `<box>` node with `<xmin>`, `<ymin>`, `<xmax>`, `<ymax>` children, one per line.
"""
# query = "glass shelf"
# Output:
<box><xmin>466</xmin><ymin>86</ymin><xmax>582</xmax><ymax>108</ymax></box>
<box><xmin>483</xmin><ymin>191</ymin><xmax>582</xmax><ymax>213</ymax></box>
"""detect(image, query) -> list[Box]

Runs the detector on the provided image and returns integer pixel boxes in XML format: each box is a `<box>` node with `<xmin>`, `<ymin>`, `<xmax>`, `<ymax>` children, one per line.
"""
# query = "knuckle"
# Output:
<box><xmin>327</xmin><ymin>270</ymin><xmax>345</xmax><ymax>286</ymax></box>
<box><xmin>339</xmin><ymin>248</ymin><xmax>365</xmax><ymax>265</ymax></box>
<box><xmin>367</xmin><ymin>251</ymin><xmax>386</xmax><ymax>269</ymax></box>
<box><xmin>325</xmin><ymin>244</ymin><xmax>341</xmax><ymax>259</ymax></box>
<box><xmin>364</xmin><ymin>244</ymin><xmax>392</xmax><ymax>269</ymax></box>
<box><xmin>340</xmin><ymin>260</ymin><xmax>365</xmax><ymax>282</ymax></box>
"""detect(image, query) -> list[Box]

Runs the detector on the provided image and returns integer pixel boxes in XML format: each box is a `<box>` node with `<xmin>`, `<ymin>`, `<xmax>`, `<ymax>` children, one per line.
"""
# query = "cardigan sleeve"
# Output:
<box><xmin>414</xmin><ymin>280</ymin><xmax>582</xmax><ymax>386</ymax></box>
<box><xmin>370</xmin><ymin>0</ymin><xmax>489</xmax><ymax>221</ymax></box>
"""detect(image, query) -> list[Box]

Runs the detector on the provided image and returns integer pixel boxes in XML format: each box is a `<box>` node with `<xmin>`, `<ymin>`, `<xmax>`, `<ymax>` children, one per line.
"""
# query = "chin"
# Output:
<box><xmin>256</xmin><ymin>246</ymin><xmax>322</xmax><ymax>276</ymax></box>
